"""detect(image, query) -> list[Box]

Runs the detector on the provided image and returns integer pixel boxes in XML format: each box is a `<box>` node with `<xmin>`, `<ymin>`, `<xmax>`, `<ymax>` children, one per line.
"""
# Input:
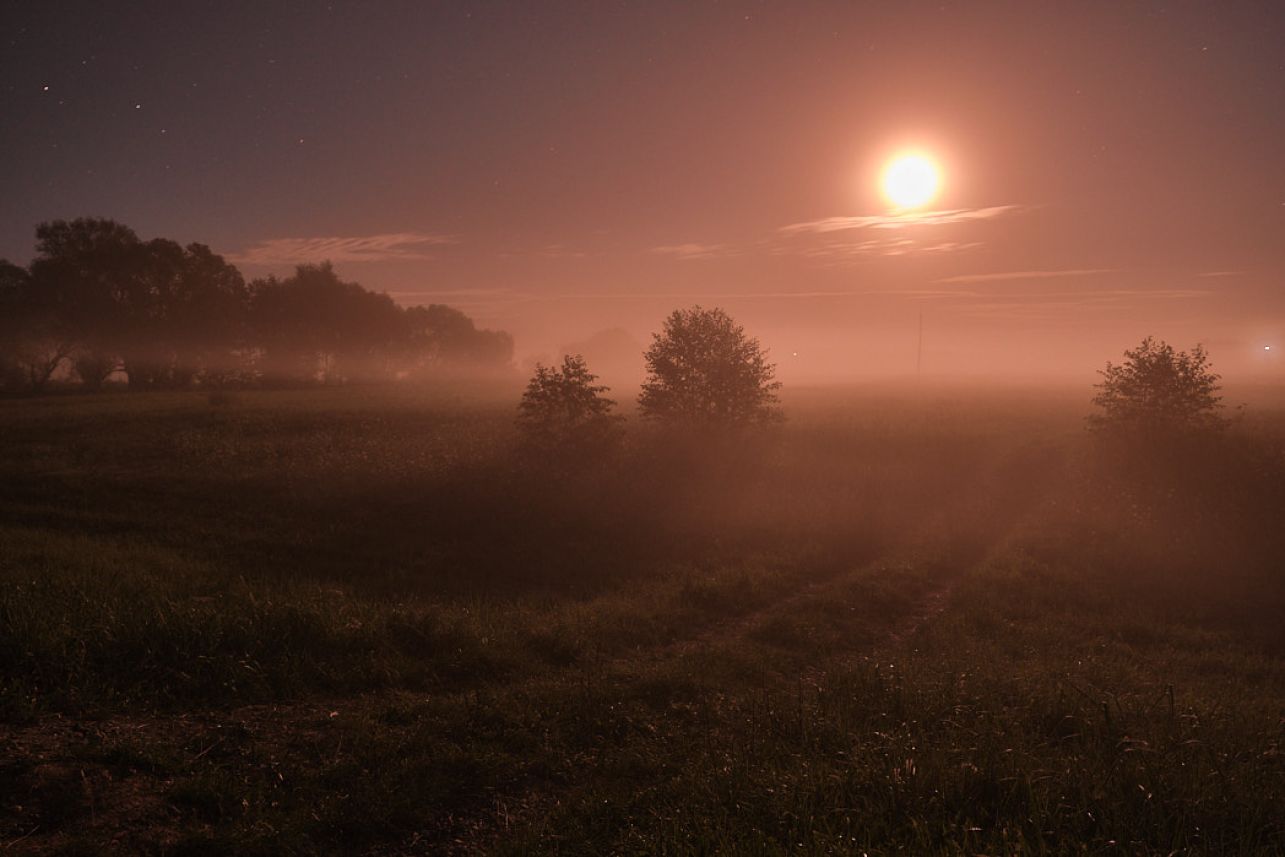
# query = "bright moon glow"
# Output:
<box><xmin>881</xmin><ymin>154</ymin><xmax>940</xmax><ymax>209</ymax></box>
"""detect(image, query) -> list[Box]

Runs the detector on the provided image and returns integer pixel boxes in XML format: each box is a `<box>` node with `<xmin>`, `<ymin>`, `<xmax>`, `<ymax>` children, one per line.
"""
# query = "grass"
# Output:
<box><xmin>0</xmin><ymin>383</ymin><xmax>1282</xmax><ymax>854</ymax></box>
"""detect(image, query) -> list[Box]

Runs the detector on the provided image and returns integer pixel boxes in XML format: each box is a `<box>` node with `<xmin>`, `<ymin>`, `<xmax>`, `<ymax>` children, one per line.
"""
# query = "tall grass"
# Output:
<box><xmin>1</xmin><ymin>383</ymin><xmax>1282</xmax><ymax>853</ymax></box>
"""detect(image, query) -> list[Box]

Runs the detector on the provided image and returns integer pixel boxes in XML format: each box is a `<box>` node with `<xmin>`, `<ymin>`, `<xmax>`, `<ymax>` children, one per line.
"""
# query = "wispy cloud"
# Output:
<box><xmin>537</xmin><ymin>244</ymin><xmax>589</xmax><ymax>259</ymax></box>
<box><xmin>935</xmin><ymin>268</ymin><xmax>1115</xmax><ymax>284</ymax></box>
<box><xmin>230</xmin><ymin>232</ymin><xmax>458</xmax><ymax>266</ymax></box>
<box><xmin>650</xmin><ymin>242</ymin><xmax>735</xmax><ymax>260</ymax></box>
<box><xmin>1196</xmin><ymin>270</ymin><xmax>1248</xmax><ymax>278</ymax></box>
<box><xmin>763</xmin><ymin>204</ymin><xmax>1022</xmax><ymax>262</ymax></box>
<box><xmin>781</xmin><ymin>205</ymin><xmax>1023</xmax><ymax>235</ymax></box>
<box><xmin>772</xmin><ymin>237</ymin><xmax>984</xmax><ymax>263</ymax></box>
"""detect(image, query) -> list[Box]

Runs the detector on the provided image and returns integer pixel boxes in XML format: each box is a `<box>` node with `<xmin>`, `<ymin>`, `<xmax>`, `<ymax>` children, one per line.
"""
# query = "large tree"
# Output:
<box><xmin>1089</xmin><ymin>336</ymin><xmax>1225</xmax><ymax>435</ymax></box>
<box><xmin>28</xmin><ymin>218</ymin><xmax>142</xmax><ymax>388</ymax></box>
<box><xmin>26</xmin><ymin>220</ymin><xmax>249</xmax><ymax>389</ymax></box>
<box><xmin>0</xmin><ymin>259</ymin><xmax>75</xmax><ymax>392</ymax></box>
<box><xmin>638</xmin><ymin>306</ymin><xmax>781</xmax><ymax>426</ymax></box>
<box><xmin>116</xmin><ymin>239</ymin><xmax>248</xmax><ymax>388</ymax></box>
<box><xmin>250</xmin><ymin>263</ymin><xmax>405</xmax><ymax>384</ymax></box>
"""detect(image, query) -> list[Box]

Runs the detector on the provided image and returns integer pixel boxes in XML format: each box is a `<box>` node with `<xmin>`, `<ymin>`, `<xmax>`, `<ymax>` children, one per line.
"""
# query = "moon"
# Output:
<box><xmin>881</xmin><ymin>154</ymin><xmax>940</xmax><ymax>209</ymax></box>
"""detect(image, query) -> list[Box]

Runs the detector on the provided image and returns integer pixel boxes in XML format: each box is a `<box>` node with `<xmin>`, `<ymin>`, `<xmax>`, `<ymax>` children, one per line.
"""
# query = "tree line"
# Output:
<box><xmin>0</xmin><ymin>218</ymin><xmax>513</xmax><ymax>392</ymax></box>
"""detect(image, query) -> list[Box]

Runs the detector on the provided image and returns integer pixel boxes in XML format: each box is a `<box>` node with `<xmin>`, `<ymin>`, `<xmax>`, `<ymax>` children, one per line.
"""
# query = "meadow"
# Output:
<box><xmin>1</xmin><ymin>382</ymin><xmax>1283</xmax><ymax>855</ymax></box>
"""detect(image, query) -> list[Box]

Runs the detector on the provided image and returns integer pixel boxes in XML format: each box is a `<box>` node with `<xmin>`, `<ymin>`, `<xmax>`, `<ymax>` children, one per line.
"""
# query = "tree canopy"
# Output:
<box><xmin>1089</xmin><ymin>336</ymin><xmax>1225</xmax><ymax>435</ymax></box>
<box><xmin>0</xmin><ymin>219</ymin><xmax>514</xmax><ymax>392</ymax></box>
<box><xmin>638</xmin><ymin>306</ymin><xmax>780</xmax><ymax>426</ymax></box>
<box><xmin>517</xmin><ymin>354</ymin><xmax>622</xmax><ymax>456</ymax></box>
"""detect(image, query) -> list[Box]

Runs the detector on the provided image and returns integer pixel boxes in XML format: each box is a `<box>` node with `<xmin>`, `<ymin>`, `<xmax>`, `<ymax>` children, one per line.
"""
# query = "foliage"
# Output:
<box><xmin>516</xmin><ymin>354</ymin><xmax>622</xmax><ymax>457</ymax></box>
<box><xmin>249</xmin><ymin>263</ymin><xmax>404</xmax><ymax>383</ymax></box>
<box><xmin>1089</xmin><ymin>336</ymin><xmax>1226</xmax><ymax>436</ymax></box>
<box><xmin>0</xmin><ymin>257</ymin><xmax>75</xmax><ymax>392</ymax></box>
<box><xmin>0</xmin><ymin>219</ymin><xmax>514</xmax><ymax>391</ymax></box>
<box><xmin>405</xmin><ymin>304</ymin><xmax>514</xmax><ymax>373</ymax></box>
<box><xmin>21</xmin><ymin>218</ymin><xmax>249</xmax><ymax>390</ymax></box>
<box><xmin>28</xmin><ymin>218</ymin><xmax>142</xmax><ymax>388</ymax></box>
<box><xmin>638</xmin><ymin>306</ymin><xmax>781</xmax><ymax>426</ymax></box>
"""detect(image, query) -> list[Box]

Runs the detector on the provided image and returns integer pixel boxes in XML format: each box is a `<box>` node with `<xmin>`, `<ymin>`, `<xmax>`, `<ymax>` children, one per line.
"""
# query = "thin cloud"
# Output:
<box><xmin>936</xmin><ymin>268</ymin><xmax>1115</xmax><ymax>284</ymax></box>
<box><xmin>537</xmin><ymin>244</ymin><xmax>589</xmax><ymax>259</ymax></box>
<box><xmin>1196</xmin><ymin>270</ymin><xmax>1248</xmax><ymax>278</ymax></box>
<box><xmin>652</xmin><ymin>206</ymin><xmax>1018</xmax><ymax>266</ymax></box>
<box><xmin>651</xmin><ymin>242</ymin><xmax>734</xmax><ymax>260</ymax></box>
<box><xmin>772</xmin><ymin>236</ymin><xmax>984</xmax><ymax>263</ymax></box>
<box><xmin>230</xmin><ymin>232</ymin><xmax>458</xmax><ymax>266</ymax></box>
<box><xmin>781</xmin><ymin>205</ymin><xmax>1023</xmax><ymax>235</ymax></box>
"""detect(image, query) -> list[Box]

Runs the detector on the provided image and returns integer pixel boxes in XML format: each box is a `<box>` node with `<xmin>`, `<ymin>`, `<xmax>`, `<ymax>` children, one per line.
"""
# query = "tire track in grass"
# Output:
<box><xmin>453</xmin><ymin>555</ymin><xmax>971</xmax><ymax>855</ymax></box>
<box><xmin>883</xmin><ymin>575</ymin><xmax>961</xmax><ymax>646</ymax></box>
<box><xmin>0</xmin><ymin>553</ymin><xmax>971</xmax><ymax>855</ymax></box>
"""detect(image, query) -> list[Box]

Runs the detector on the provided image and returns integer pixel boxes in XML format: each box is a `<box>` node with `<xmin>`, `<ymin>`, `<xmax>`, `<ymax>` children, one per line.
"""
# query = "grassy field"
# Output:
<box><xmin>1</xmin><ymin>383</ymin><xmax>1283</xmax><ymax>854</ymax></box>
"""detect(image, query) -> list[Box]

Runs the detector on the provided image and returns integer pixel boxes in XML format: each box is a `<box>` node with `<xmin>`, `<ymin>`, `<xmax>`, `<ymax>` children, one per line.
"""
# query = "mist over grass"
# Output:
<box><xmin>1</xmin><ymin>382</ymin><xmax>1282</xmax><ymax>853</ymax></box>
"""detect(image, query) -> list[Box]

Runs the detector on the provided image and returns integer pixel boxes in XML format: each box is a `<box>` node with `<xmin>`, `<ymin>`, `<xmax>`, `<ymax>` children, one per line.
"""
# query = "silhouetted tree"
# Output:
<box><xmin>10</xmin><ymin>218</ymin><xmax>517</xmax><ymax>392</ymax></box>
<box><xmin>0</xmin><ymin>260</ymin><xmax>26</xmax><ymax>389</ymax></box>
<box><xmin>639</xmin><ymin>306</ymin><xmax>781</xmax><ymax>426</ymax></box>
<box><xmin>517</xmin><ymin>354</ymin><xmax>622</xmax><ymax>456</ymax></box>
<box><xmin>250</xmin><ymin>263</ymin><xmax>404</xmax><ymax>384</ymax></box>
<box><xmin>0</xmin><ymin>259</ymin><xmax>75</xmax><ymax>392</ymax></box>
<box><xmin>28</xmin><ymin>218</ymin><xmax>141</xmax><ymax>388</ymax></box>
<box><xmin>118</xmin><ymin>239</ymin><xmax>248</xmax><ymax>388</ymax></box>
<box><xmin>404</xmin><ymin>304</ymin><xmax>513</xmax><ymax>374</ymax></box>
<box><xmin>25</xmin><ymin>220</ymin><xmax>251</xmax><ymax>389</ymax></box>
<box><xmin>1090</xmin><ymin>336</ymin><xmax>1225</xmax><ymax>436</ymax></box>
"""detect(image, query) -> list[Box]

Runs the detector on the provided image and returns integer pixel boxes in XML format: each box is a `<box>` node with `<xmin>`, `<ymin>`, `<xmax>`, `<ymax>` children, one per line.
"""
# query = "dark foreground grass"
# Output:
<box><xmin>1</xmin><ymin>385</ymin><xmax>1282</xmax><ymax>854</ymax></box>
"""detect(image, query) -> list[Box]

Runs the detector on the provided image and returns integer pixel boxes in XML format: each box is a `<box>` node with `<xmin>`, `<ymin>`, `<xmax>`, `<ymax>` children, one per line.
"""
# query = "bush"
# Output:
<box><xmin>1089</xmin><ymin>336</ymin><xmax>1225</xmax><ymax>437</ymax></box>
<box><xmin>516</xmin><ymin>354</ymin><xmax>622</xmax><ymax>461</ymax></box>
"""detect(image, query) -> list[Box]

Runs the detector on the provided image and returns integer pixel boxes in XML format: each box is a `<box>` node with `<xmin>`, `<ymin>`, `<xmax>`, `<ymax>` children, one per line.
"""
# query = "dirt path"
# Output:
<box><xmin>884</xmin><ymin>575</ymin><xmax>961</xmax><ymax>645</ymax></box>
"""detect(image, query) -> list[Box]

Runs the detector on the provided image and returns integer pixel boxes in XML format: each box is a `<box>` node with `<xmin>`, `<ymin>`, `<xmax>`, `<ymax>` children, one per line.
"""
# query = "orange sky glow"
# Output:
<box><xmin>3</xmin><ymin>2</ymin><xmax>1283</xmax><ymax>383</ymax></box>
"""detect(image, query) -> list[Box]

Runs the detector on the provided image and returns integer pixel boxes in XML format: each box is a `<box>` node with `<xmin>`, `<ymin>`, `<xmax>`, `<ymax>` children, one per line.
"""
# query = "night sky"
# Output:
<box><xmin>4</xmin><ymin>1</ymin><xmax>1283</xmax><ymax>378</ymax></box>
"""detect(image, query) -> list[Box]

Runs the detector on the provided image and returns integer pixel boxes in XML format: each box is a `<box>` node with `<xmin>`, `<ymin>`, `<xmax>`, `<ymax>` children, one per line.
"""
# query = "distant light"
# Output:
<box><xmin>1266</xmin><ymin>345</ymin><xmax>1274</xmax><ymax>351</ymax></box>
<box><xmin>792</xmin><ymin>351</ymin><xmax>799</xmax><ymax>357</ymax></box>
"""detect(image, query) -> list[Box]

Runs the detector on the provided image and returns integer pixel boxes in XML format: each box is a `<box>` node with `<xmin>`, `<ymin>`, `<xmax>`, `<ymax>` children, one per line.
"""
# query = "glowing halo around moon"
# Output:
<box><xmin>881</xmin><ymin>153</ymin><xmax>941</xmax><ymax>209</ymax></box>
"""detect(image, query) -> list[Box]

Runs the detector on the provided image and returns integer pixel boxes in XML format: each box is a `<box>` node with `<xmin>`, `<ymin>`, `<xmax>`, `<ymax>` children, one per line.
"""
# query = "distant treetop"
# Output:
<box><xmin>1090</xmin><ymin>336</ymin><xmax>1225</xmax><ymax>436</ymax></box>
<box><xmin>638</xmin><ymin>306</ymin><xmax>781</xmax><ymax>426</ymax></box>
